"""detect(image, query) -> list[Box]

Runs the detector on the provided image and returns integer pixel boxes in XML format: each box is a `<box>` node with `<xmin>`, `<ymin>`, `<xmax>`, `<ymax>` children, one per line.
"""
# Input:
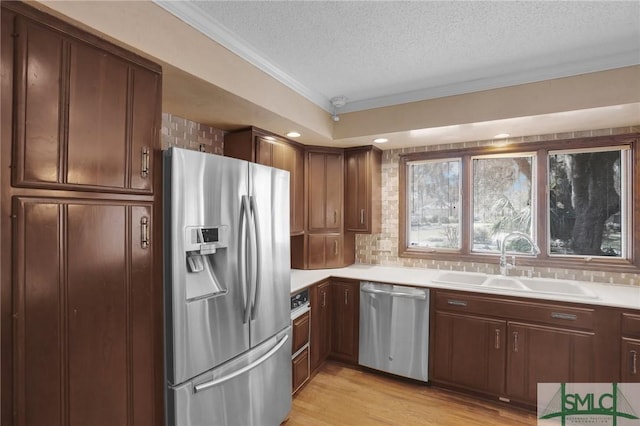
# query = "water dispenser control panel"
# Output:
<box><xmin>184</xmin><ymin>225</ymin><xmax>229</xmax><ymax>255</ymax></box>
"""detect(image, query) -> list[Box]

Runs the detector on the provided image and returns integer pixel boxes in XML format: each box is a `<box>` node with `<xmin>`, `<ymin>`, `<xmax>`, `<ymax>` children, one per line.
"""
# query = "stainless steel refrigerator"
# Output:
<box><xmin>163</xmin><ymin>147</ymin><xmax>292</xmax><ymax>426</ymax></box>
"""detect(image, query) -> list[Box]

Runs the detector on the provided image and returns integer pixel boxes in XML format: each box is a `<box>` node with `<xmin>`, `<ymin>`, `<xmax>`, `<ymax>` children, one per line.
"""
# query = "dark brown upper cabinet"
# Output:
<box><xmin>12</xmin><ymin>15</ymin><xmax>161</xmax><ymax>194</ymax></box>
<box><xmin>225</xmin><ymin>127</ymin><xmax>305</xmax><ymax>235</ymax></box>
<box><xmin>344</xmin><ymin>146</ymin><xmax>381</xmax><ymax>233</ymax></box>
<box><xmin>306</xmin><ymin>149</ymin><xmax>343</xmax><ymax>233</ymax></box>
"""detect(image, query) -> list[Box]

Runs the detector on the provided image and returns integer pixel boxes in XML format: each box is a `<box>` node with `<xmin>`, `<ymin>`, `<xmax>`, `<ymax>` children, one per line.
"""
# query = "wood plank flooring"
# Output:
<box><xmin>286</xmin><ymin>362</ymin><xmax>537</xmax><ymax>426</ymax></box>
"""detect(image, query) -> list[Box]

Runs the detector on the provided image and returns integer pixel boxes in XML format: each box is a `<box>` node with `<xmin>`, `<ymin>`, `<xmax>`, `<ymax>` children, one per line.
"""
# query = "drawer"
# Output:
<box><xmin>435</xmin><ymin>291</ymin><xmax>595</xmax><ymax>330</ymax></box>
<box><xmin>292</xmin><ymin>311</ymin><xmax>310</xmax><ymax>354</ymax></box>
<box><xmin>292</xmin><ymin>347</ymin><xmax>310</xmax><ymax>394</ymax></box>
<box><xmin>622</xmin><ymin>313</ymin><xmax>640</xmax><ymax>338</ymax></box>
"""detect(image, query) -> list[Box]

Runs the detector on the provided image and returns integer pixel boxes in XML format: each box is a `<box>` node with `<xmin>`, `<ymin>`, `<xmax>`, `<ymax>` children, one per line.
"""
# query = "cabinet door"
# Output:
<box><xmin>621</xmin><ymin>338</ymin><xmax>640</xmax><ymax>383</ymax></box>
<box><xmin>331</xmin><ymin>281</ymin><xmax>359</xmax><ymax>364</ymax></box>
<box><xmin>12</xmin><ymin>197</ymin><xmax>157</xmax><ymax>426</ymax></box>
<box><xmin>307</xmin><ymin>234</ymin><xmax>342</xmax><ymax>269</ymax></box>
<box><xmin>310</xmin><ymin>281</ymin><xmax>332</xmax><ymax>372</ymax></box>
<box><xmin>325</xmin><ymin>234</ymin><xmax>342</xmax><ymax>268</ymax></box>
<box><xmin>13</xmin><ymin>16</ymin><xmax>65</xmax><ymax>187</ymax></box>
<box><xmin>307</xmin><ymin>234</ymin><xmax>327</xmax><ymax>269</ymax></box>
<box><xmin>67</xmin><ymin>40</ymin><xmax>129</xmax><ymax>189</ymax></box>
<box><xmin>307</xmin><ymin>151</ymin><xmax>343</xmax><ymax>232</ymax></box>
<box><xmin>506</xmin><ymin>323</ymin><xmax>595</xmax><ymax>404</ymax></box>
<box><xmin>432</xmin><ymin>311</ymin><xmax>506</xmax><ymax>395</ymax></box>
<box><xmin>324</xmin><ymin>153</ymin><xmax>343</xmax><ymax>231</ymax></box>
<box><xmin>13</xmin><ymin>17</ymin><xmax>159</xmax><ymax>193</ymax></box>
<box><xmin>344</xmin><ymin>147</ymin><xmax>381</xmax><ymax>233</ymax></box>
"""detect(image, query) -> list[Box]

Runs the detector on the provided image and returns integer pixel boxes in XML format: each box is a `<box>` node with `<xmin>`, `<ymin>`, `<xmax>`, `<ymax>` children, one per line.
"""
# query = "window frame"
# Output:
<box><xmin>398</xmin><ymin>134</ymin><xmax>640</xmax><ymax>273</ymax></box>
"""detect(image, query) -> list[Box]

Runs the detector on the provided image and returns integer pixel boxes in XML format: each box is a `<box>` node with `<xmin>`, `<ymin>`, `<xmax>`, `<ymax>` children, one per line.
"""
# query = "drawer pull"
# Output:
<box><xmin>494</xmin><ymin>329</ymin><xmax>501</xmax><ymax>350</ymax></box>
<box><xmin>140</xmin><ymin>216</ymin><xmax>150</xmax><ymax>249</ymax></box>
<box><xmin>631</xmin><ymin>350</ymin><xmax>638</xmax><ymax>375</ymax></box>
<box><xmin>447</xmin><ymin>300</ymin><xmax>467</xmax><ymax>307</ymax></box>
<box><xmin>551</xmin><ymin>312</ymin><xmax>577</xmax><ymax>321</ymax></box>
<box><xmin>141</xmin><ymin>146</ymin><xmax>150</xmax><ymax>178</ymax></box>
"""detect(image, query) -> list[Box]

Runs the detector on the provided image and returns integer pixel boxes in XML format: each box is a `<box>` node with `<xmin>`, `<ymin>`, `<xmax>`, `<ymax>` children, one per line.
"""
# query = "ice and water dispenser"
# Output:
<box><xmin>183</xmin><ymin>225</ymin><xmax>229</xmax><ymax>301</ymax></box>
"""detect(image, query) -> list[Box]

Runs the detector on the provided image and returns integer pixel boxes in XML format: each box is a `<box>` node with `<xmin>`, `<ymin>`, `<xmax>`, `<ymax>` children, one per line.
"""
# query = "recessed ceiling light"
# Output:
<box><xmin>286</xmin><ymin>131</ymin><xmax>301</xmax><ymax>138</ymax></box>
<box><xmin>373</xmin><ymin>138</ymin><xmax>388</xmax><ymax>144</ymax></box>
<box><xmin>494</xmin><ymin>133</ymin><xmax>510</xmax><ymax>139</ymax></box>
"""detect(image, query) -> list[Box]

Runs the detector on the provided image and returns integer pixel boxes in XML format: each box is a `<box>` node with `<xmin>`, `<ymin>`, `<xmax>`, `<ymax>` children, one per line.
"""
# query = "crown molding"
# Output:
<box><xmin>154</xmin><ymin>0</ymin><xmax>334</xmax><ymax>111</ymax></box>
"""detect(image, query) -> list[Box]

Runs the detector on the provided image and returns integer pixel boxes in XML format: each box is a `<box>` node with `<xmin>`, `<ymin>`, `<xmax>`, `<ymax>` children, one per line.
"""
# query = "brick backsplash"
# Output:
<box><xmin>355</xmin><ymin>125</ymin><xmax>640</xmax><ymax>286</ymax></box>
<box><xmin>161</xmin><ymin>113</ymin><xmax>224</xmax><ymax>154</ymax></box>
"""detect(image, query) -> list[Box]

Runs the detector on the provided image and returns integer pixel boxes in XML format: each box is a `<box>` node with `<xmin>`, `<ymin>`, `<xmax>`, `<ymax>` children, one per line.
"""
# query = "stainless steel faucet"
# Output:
<box><xmin>499</xmin><ymin>231</ymin><xmax>541</xmax><ymax>275</ymax></box>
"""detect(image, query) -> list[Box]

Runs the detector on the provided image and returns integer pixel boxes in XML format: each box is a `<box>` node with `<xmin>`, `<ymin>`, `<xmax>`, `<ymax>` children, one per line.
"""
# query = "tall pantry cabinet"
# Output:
<box><xmin>1</xmin><ymin>3</ymin><xmax>163</xmax><ymax>426</ymax></box>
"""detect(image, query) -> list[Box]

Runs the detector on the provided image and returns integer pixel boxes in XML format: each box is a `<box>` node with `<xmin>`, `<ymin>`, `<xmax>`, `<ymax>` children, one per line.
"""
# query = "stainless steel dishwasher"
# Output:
<box><xmin>359</xmin><ymin>282</ymin><xmax>430</xmax><ymax>382</ymax></box>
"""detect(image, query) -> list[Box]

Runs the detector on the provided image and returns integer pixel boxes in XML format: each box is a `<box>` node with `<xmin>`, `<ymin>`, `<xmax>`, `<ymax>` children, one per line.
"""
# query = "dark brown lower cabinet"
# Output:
<box><xmin>331</xmin><ymin>281</ymin><xmax>359</xmax><ymax>364</ymax></box>
<box><xmin>310</xmin><ymin>281</ymin><xmax>332</xmax><ymax>372</ymax></box>
<box><xmin>431</xmin><ymin>290</ymin><xmax>609</xmax><ymax>408</ymax></box>
<box><xmin>432</xmin><ymin>312</ymin><xmax>506</xmax><ymax>395</ymax></box>
<box><xmin>12</xmin><ymin>197</ymin><xmax>157</xmax><ymax>426</ymax></box>
<box><xmin>506</xmin><ymin>323</ymin><xmax>595</xmax><ymax>404</ymax></box>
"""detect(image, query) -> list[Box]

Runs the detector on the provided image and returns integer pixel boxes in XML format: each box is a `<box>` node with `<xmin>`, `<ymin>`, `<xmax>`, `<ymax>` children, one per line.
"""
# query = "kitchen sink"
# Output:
<box><xmin>432</xmin><ymin>271</ymin><xmax>598</xmax><ymax>299</ymax></box>
<box><xmin>518</xmin><ymin>277</ymin><xmax>598</xmax><ymax>298</ymax></box>
<box><xmin>431</xmin><ymin>272</ymin><xmax>488</xmax><ymax>286</ymax></box>
<box><xmin>482</xmin><ymin>276</ymin><xmax>528</xmax><ymax>290</ymax></box>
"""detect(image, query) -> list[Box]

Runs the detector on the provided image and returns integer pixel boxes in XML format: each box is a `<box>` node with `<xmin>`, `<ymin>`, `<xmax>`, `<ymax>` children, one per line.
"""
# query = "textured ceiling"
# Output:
<box><xmin>156</xmin><ymin>1</ymin><xmax>640</xmax><ymax>113</ymax></box>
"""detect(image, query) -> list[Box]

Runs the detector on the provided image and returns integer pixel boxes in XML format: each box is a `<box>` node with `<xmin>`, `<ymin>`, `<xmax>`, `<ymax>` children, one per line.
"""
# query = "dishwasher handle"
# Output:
<box><xmin>361</xmin><ymin>285</ymin><xmax>427</xmax><ymax>300</ymax></box>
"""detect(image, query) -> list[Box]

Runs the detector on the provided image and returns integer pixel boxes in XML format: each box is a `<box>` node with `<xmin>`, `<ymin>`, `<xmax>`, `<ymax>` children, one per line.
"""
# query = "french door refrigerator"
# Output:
<box><xmin>163</xmin><ymin>147</ymin><xmax>292</xmax><ymax>426</ymax></box>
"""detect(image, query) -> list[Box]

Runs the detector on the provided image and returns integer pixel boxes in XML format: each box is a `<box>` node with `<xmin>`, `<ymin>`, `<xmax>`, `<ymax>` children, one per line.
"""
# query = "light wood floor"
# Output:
<box><xmin>286</xmin><ymin>362</ymin><xmax>537</xmax><ymax>426</ymax></box>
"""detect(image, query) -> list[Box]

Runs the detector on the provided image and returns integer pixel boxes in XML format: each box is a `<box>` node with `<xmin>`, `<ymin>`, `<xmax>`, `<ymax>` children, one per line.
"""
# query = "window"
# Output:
<box><xmin>407</xmin><ymin>159</ymin><xmax>461</xmax><ymax>250</ymax></box>
<box><xmin>399</xmin><ymin>135</ymin><xmax>638</xmax><ymax>273</ymax></box>
<box><xmin>472</xmin><ymin>154</ymin><xmax>535</xmax><ymax>253</ymax></box>
<box><xmin>548</xmin><ymin>146</ymin><xmax>629</xmax><ymax>258</ymax></box>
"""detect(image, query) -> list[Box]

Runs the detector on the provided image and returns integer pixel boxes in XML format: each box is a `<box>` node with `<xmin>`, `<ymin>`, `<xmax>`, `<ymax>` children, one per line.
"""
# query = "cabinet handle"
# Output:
<box><xmin>333</xmin><ymin>210</ymin><xmax>337</xmax><ymax>224</ymax></box>
<box><xmin>631</xmin><ymin>350</ymin><xmax>638</xmax><ymax>375</ymax></box>
<box><xmin>494</xmin><ymin>329</ymin><xmax>501</xmax><ymax>349</ymax></box>
<box><xmin>141</xmin><ymin>146</ymin><xmax>150</xmax><ymax>178</ymax></box>
<box><xmin>344</xmin><ymin>289</ymin><xmax>348</xmax><ymax>305</ymax></box>
<box><xmin>322</xmin><ymin>291</ymin><xmax>326</xmax><ymax>308</ymax></box>
<box><xmin>513</xmin><ymin>331</ymin><xmax>519</xmax><ymax>352</ymax></box>
<box><xmin>551</xmin><ymin>312</ymin><xmax>577</xmax><ymax>321</ymax></box>
<box><xmin>334</xmin><ymin>240</ymin><xmax>339</xmax><ymax>256</ymax></box>
<box><xmin>140</xmin><ymin>216</ymin><xmax>150</xmax><ymax>249</ymax></box>
<box><xmin>447</xmin><ymin>300</ymin><xmax>467</xmax><ymax>307</ymax></box>
<box><xmin>360</xmin><ymin>209</ymin><xmax>365</xmax><ymax>225</ymax></box>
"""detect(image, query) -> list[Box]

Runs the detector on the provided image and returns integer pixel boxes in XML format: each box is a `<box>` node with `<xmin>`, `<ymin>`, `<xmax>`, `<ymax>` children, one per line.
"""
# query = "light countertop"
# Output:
<box><xmin>291</xmin><ymin>264</ymin><xmax>640</xmax><ymax>310</ymax></box>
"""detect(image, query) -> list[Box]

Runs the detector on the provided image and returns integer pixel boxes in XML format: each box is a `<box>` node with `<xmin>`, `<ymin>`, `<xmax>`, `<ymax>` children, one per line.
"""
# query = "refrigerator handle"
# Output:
<box><xmin>249</xmin><ymin>195</ymin><xmax>262</xmax><ymax>320</ymax></box>
<box><xmin>193</xmin><ymin>333</ymin><xmax>289</xmax><ymax>394</ymax></box>
<box><xmin>240</xmin><ymin>196</ymin><xmax>251</xmax><ymax>324</ymax></box>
